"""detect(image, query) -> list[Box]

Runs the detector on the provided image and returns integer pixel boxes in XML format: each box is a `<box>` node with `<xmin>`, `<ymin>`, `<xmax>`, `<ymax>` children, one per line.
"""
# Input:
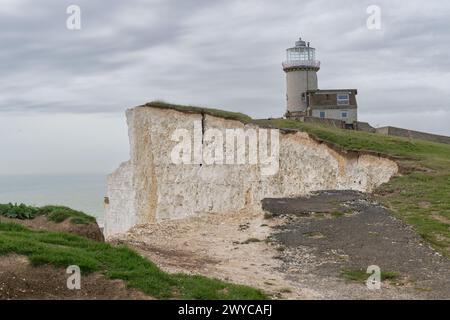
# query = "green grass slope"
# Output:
<box><xmin>0</xmin><ymin>221</ymin><xmax>266</xmax><ymax>299</ymax></box>
<box><xmin>141</xmin><ymin>101</ymin><xmax>253</xmax><ymax>123</ymax></box>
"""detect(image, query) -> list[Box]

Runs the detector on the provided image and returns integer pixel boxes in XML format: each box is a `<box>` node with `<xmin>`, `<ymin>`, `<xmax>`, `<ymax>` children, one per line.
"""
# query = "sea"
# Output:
<box><xmin>0</xmin><ymin>174</ymin><xmax>107</xmax><ymax>221</ymax></box>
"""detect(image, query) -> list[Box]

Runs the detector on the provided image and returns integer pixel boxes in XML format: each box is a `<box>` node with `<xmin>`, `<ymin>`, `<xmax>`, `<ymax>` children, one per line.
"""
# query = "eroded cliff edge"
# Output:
<box><xmin>104</xmin><ymin>104</ymin><xmax>398</xmax><ymax>238</ymax></box>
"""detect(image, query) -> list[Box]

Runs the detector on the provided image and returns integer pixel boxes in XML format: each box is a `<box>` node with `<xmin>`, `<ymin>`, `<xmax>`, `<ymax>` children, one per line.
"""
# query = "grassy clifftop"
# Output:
<box><xmin>141</xmin><ymin>101</ymin><xmax>253</xmax><ymax>123</ymax></box>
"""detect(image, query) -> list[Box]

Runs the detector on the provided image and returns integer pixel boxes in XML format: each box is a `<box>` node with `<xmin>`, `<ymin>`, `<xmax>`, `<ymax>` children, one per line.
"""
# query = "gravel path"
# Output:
<box><xmin>263</xmin><ymin>190</ymin><xmax>450</xmax><ymax>299</ymax></box>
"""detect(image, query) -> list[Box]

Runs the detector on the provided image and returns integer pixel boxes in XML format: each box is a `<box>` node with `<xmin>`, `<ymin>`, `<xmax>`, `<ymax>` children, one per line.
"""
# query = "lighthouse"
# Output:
<box><xmin>283</xmin><ymin>38</ymin><xmax>320</xmax><ymax>119</ymax></box>
<box><xmin>283</xmin><ymin>37</ymin><xmax>358</xmax><ymax>127</ymax></box>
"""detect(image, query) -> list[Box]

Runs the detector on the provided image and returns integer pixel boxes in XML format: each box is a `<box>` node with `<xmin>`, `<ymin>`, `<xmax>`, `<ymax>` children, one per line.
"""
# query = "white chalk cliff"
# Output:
<box><xmin>104</xmin><ymin>105</ymin><xmax>398</xmax><ymax>238</ymax></box>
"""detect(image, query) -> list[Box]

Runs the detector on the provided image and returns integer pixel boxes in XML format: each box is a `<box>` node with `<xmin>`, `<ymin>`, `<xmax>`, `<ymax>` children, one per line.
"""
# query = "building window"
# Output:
<box><xmin>301</xmin><ymin>92</ymin><xmax>306</xmax><ymax>102</ymax></box>
<box><xmin>319</xmin><ymin>111</ymin><xmax>326</xmax><ymax>118</ymax></box>
<box><xmin>337</xmin><ymin>94</ymin><xmax>350</xmax><ymax>105</ymax></box>
<box><xmin>341</xmin><ymin>111</ymin><xmax>348</xmax><ymax>118</ymax></box>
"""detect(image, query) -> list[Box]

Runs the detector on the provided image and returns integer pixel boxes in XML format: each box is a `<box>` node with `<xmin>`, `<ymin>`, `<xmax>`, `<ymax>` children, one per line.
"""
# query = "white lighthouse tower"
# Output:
<box><xmin>283</xmin><ymin>37</ymin><xmax>320</xmax><ymax>119</ymax></box>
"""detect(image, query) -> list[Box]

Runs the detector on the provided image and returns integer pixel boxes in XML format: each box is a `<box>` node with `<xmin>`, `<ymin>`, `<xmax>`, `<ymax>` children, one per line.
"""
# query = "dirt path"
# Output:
<box><xmin>112</xmin><ymin>210</ymin><xmax>317</xmax><ymax>299</ymax></box>
<box><xmin>115</xmin><ymin>191</ymin><xmax>450</xmax><ymax>299</ymax></box>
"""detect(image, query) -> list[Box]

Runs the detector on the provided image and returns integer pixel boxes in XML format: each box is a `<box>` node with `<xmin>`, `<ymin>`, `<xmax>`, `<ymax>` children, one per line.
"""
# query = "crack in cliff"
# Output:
<box><xmin>200</xmin><ymin>112</ymin><xmax>206</xmax><ymax>167</ymax></box>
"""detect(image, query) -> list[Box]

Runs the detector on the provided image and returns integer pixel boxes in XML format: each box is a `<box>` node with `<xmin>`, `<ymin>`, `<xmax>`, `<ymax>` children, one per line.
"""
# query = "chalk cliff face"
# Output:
<box><xmin>104</xmin><ymin>106</ymin><xmax>398</xmax><ymax>238</ymax></box>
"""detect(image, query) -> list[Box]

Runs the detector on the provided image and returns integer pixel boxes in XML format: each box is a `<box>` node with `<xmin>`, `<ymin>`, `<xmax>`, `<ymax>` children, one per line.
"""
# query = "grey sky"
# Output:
<box><xmin>1</xmin><ymin>0</ymin><xmax>450</xmax><ymax>174</ymax></box>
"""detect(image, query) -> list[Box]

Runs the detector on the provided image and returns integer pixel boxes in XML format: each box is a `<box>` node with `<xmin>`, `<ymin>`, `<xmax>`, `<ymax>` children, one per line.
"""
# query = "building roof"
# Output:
<box><xmin>309</xmin><ymin>105</ymin><xmax>357</xmax><ymax>110</ymax></box>
<box><xmin>307</xmin><ymin>89</ymin><xmax>358</xmax><ymax>94</ymax></box>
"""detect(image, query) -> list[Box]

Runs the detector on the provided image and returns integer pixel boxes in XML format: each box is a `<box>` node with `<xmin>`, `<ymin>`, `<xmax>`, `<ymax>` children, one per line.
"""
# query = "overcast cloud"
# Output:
<box><xmin>1</xmin><ymin>0</ymin><xmax>450</xmax><ymax>174</ymax></box>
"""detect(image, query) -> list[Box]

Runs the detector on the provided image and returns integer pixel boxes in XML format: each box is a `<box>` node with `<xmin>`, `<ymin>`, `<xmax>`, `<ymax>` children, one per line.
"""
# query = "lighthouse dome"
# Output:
<box><xmin>295</xmin><ymin>38</ymin><xmax>307</xmax><ymax>47</ymax></box>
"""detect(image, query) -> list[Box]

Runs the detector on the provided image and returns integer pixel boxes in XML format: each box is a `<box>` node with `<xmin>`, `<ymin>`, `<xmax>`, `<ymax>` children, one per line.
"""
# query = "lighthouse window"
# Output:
<box><xmin>337</xmin><ymin>94</ymin><xmax>350</xmax><ymax>105</ymax></box>
<box><xmin>287</xmin><ymin>47</ymin><xmax>314</xmax><ymax>61</ymax></box>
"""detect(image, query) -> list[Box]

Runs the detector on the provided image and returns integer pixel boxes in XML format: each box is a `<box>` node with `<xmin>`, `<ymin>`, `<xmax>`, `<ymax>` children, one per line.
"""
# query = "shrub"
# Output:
<box><xmin>0</xmin><ymin>203</ymin><xmax>96</xmax><ymax>224</ymax></box>
<box><xmin>0</xmin><ymin>203</ymin><xmax>38</xmax><ymax>219</ymax></box>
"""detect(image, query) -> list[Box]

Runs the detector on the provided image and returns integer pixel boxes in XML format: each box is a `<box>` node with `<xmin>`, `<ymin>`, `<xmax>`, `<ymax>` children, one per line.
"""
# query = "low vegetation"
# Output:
<box><xmin>242</xmin><ymin>238</ymin><xmax>262</xmax><ymax>244</ymax></box>
<box><xmin>341</xmin><ymin>268</ymin><xmax>399</xmax><ymax>283</ymax></box>
<box><xmin>0</xmin><ymin>221</ymin><xmax>267</xmax><ymax>299</ymax></box>
<box><xmin>0</xmin><ymin>203</ymin><xmax>96</xmax><ymax>225</ymax></box>
<box><xmin>0</xmin><ymin>203</ymin><xmax>37</xmax><ymax>220</ymax></box>
<box><xmin>143</xmin><ymin>101</ymin><xmax>253</xmax><ymax>123</ymax></box>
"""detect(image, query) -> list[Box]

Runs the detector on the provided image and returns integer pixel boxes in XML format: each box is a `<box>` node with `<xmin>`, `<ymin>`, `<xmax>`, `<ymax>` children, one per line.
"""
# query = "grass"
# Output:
<box><xmin>143</xmin><ymin>101</ymin><xmax>253</xmax><ymax>123</ymax></box>
<box><xmin>0</xmin><ymin>221</ymin><xmax>267</xmax><ymax>300</ymax></box>
<box><xmin>330</xmin><ymin>211</ymin><xmax>345</xmax><ymax>218</ymax></box>
<box><xmin>254</xmin><ymin>119</ymin><xmax>427</xmax><ymax>157</ymax></box>
<box><xmin>241</xmin><ymin>238</ymin><xmax>262</xmax><ymax>244</ymax></box>
<box><xmin>341</xmin><ymin>268</ymin><xmax>399</xmax><ymax>283</ymax></box>
<box><xmin>0</xmin><ymin>203</ymin><xmax>96</xmax><ymax>225</ymax></box>
<box><xmin>39</xmin><ymin>205</ymin><xmax>96</xmax><ymax>225</ymax></box>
